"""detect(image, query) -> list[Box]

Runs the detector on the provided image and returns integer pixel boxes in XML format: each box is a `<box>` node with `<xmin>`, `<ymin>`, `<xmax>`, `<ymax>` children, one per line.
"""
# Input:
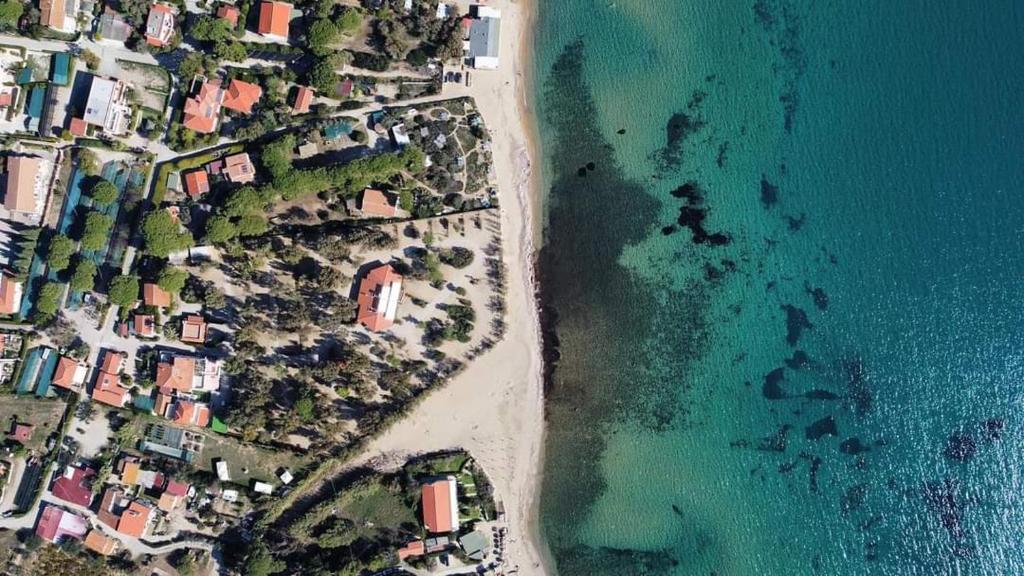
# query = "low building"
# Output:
<box><xmin>100</xmin><ymin>350</ymin><xmax>125</xmax><ymax>374</ymax></box>
<box><xmin>183</xmin><ymin>170</ymin><xmax>209</xmax><ymax>199</ymax></box>
<box><xmin>215</xmin><ymin>460</ymin><xmax>230</xmax><ymax>482</ymax></box>
<box><xmin>421</xmin><ymin>476</ymin><xmax>458</xmax><ymax>533</ymax></box>
<box><xmin>183</xmin><ymin>80</ymin><xmax>224</xmax><ymax>134</ymax></box>
<box><xmin>8</xmin><ymin>422</ymin><xmax>33</xmax><ymax>442</ymax></box>
<box><xmin>158</xmin><ymin>479</ymin><xmax>189</xmax><ymax>512</ymax></box>
<box><xmin>98</xmin><ymin>8</ymin><xmax>133</xmax><ymax>44</ymax></box>
<box><xmin>36</xmin><ymin>505</ymin><xmax>88</xmax><ymax>543</ymax></box>
<box><xmin>52</xmin><ymin>465</ymin><xmax>95</xmax><ymax>507</ymax></box>
<box><xmin>171</xmin><ymin>399</ymin><xmax>210</xmax><ymax>427</ymax></box>
<box><xmin>222</xmin><ymin>152</ymin><xmax>255</xmax><ymax>183</ymax></box>
<box><xmin>116</xmin><ymin>500</ymin><xmax>153</xmax><ymax>538</ymax></box>
<box><xmin>292</xmin><ymin>85</ymin><xmax>313</xmax><ymax>114</ymax></box>
<box><xmin>3</xmin><ymin>155</ymin><xmax>49</xmax><ymax>217</ymax></box>
<box><xmin>0</xmin><ymin>271</ymin><xmax>24</xmax><ymax>315</ymax></box>
<box><xmin>459</xmin><ymin>530</ymin><xmax>490</xmax><ymax>561</ymax></box>
<box><xmin>39</xmin><ymin>0</ymin><xmax>80</xmax><ymax>33</ymax></box>
<box><xmin>356</xmin><ymin>264</ymin><xmax>403</xmax><ymax>332</ymax></box>
<box><xmin>140</xmin><ymin>424</ymin><xmax>198</xmax><ymax>463</ymax></box>
<box><xmin>133</xmin><ymin>313</ymin><xmax>156</xmax><ymax>338</ymax></box>
<box><xmin>252</xmin><ymin>481</ymin><xmax>273</xmax><ymax>495</ymax></box>
<box><xmin>390</xmin><ymin>123</ymin><xmax>410</xmax><ymax>147</ymax></box>
<box><xmin>52</xmin><ymin>356</ymin><xmax>88</xmax><ymax>390</ymax></box>
<box><xmin>357</xmin><ymin>188</ymin><xmax>399</xmax><ymax>218</ymax></box>
<box><xmin>156</xmin><ymin>353</ymin><xmax>221</xmax><ymax>392</ymax></box>
<box><xmin>222</xmin><ymin>79</ymin><xmax>262</xmax><ymax>115</ymax></box>
<box><xmin>180</xmin><ymin>315</ymin><xmax>208</xmax><ymax>344</ymax></box>
<box><xmin>216</xmin><ymin>3</ymin><xmax>240</xmax><ymax>26</ymax></box>
<box><xmin>257</xmin><ymin>1</ymin><xmax>291</xmax><ymax>40</ymax></box>
<box><xmin>145</xmin><ymin>2</ymin><xmax>177</xmax><ymax>47</ymax></box>
<box><xmin>397</xmin><ymin>540</ymin><xmax>425</xmax><ymax>560</ymax></box>
<box><xmin>297</xmin><ymin>142</ymin><xmax>319</xmax><ymax>159</ymax></box>
<box><xmin>143</xmin><ymin>283</ymin><xmax>171</xmax><ymax>308</ymax></box>
<box><xmin>84</xmin><ymin>530</ymin><xmax>118</xmax><ymax>555</ymax></box>
<box><xmin>82</xmin><ymin>76</ymin><xmax>132</xmax><ymax>135</ymax></box>
<box><xmin>92</xmin><ymin>370</ymin><xmax>130</xmax><ymax>407</ymax></box>
<box><xmin>467</xmin><ymin>13</ymin><xmax>501</xmax><ymax>70</ymax></box>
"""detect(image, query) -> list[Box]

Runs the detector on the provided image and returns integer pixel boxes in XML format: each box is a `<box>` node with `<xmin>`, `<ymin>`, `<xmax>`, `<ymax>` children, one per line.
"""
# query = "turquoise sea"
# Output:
<box><xmin>533</xmin><ymin>1</ymin><xmax>1024</xmax><ymax>574</ymax></box>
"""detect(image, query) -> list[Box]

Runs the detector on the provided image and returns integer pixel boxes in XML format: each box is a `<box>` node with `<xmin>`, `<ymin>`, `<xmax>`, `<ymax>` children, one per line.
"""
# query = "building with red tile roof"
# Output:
<box><xmin>100</xmin><ymin>350</ymin><xmax>125</xmax><ymax>374</ymax></box>
<box><xmin>222</xmin><ymin>79</ymin><xmax>262</xmax><ymax>114</ymax></box>
<box><xmin>180</xmin><ymin>315</ymin><xmax>208</xmax><ymax>344</ymax></box>
<box><xmin>116</xmin><ymin>500</ymin><xmax>153</xmax><ymax>538</ymax></box>
<box><xmin>0</xmin><ymin>91</ymin><xmax>12</xmax><ymax>108</ymax></box>
<box><xmin>356</xmin><ymin>264</ymin><xmax>403</xmax><ymax>332</ymax></box>
<box><xmin>257</xmin><ymin>1</ymin><xmax>291</xmax><ymax>39</ymax></box>
<box><xmin>119</xmin><ymin>458</ymin><xmax>141</xmax><ymax>486</ymax></box>
<box><xmin>145</xmin><ymin>2</ymin><xmax>176</xmax><ymax>47</ymax></box>
<box><xmin>68</xmin><ymin>117</ymin><xmax>89</xmax><ymax>137</ymax></box>
<box><xmin>421</xmin><ymin>477</ymin><xmax>458</xmax><ymax>533</ymax></box>
<box><xmin>171</xmin><ymin>400</ymin><xmax>210</xmax><ymax>427</ymax></box>
<box><xmin>155</xmin><ymin>390</ymin><xmax>172</xmax><ymax>417</ymax></box>
<box><xmin>8</xmin><ymin>422</ymin><xmax>33</xmax><ymax>443</ymax></box>
<box><xmin>97</xmin><ymin>487</ymin><xmax>123</xmax><ymax>528</ymax></box>
<box><xmin>183</xmin><ymin>169</ymin><xmax>210</xmax><ymax>199</ymax></box>
<box><xmin>92</xmin><ymin>371</ymin><xmax>130</xmax><ymax>407</ymax></box>
<box><xmin>222</xmin><ymin>153</ymin><xmax>255</xmax><ymax>183</ymax></box>
<box><xmin>216</xmin><ymin>3</ymin><xmax>240</xmax><ymax>26</ymax></box>
<box><xmin>39</xmin><ymin>0</ymin><xmax>75</xmax><ymax>32</ymax></box>
<box><xmin>0</xmin><ymin>271</ymin><xmax>22</xmax><ymax>315</ymax></box>
<box><xmin>133</xmin><ymin>314</ymin><xmax>156</xmax><ymax>338</ymax></box>
<box><xmin>143</xmin><ymin>283</ymin><xmax>171</xmax><ymax>308</ymax></box>
<box><xmin>84</xmin><ymin>530</ymin><xmax>118</xmax><ymax>555</ymax></box>
<box><xmin>397</xmin><ymin>540</ymin><xmax>426</xmax><ymax>560</ymax></box>
<box><xmin>156</xmin><ymin>355</ymin><xmax>196</xmax><ymax>392</ymax></box>
<box><xmin>52</xmin><ymin>465</ymin><xmax>95</xmax><ymax>507</ymax></box>
<box><xmin>183</xmin><ymin>80</ymin><xmax>224</xmax><ymax>134</ymax></box>
<box><xmin>358</xmin><ymin>188</ymin><xmax>399</xmax><ymax>217</ymax></box>
<box><xmin>36</xmin><ymin>505</ymin><xmax>88</xmax><ymax>543</ymax></box>
<box><xmin>4</xmin><ymin>155</ymin><xmax>47</xmax><ymax>216</ymax></box>
<box><xmin>53</xmin><ymin>356</ymin><xmax>88</xmax><ymax>390</ymax></box>
<box><xmin>292</xmin><ymin>85</ymin><xmax>313</xmax><ymax>114</ymax></box>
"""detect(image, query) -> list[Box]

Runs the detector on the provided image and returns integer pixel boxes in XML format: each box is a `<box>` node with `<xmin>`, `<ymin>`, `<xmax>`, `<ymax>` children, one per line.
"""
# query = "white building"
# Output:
<box><xmin>83</xmin><ymin>76</ymin><xmax>132</xmax><ymax>135</ymax></box>
<box><xmin>467</xmin><ymin>13</ymin><xmax>501</xmax><ymax>70</ymax></box>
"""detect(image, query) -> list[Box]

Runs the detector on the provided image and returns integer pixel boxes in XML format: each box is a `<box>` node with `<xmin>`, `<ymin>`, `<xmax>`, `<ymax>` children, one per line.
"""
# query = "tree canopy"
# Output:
<box><xmin>307</xmin><ymin>20</ymin><xmax>340</xmax><ymax>56</ymax></box>
<box><xmin>107</xmin><ymin>275</ymin><xmax>140</xmax><ymax>309</ymax></box>
<box><xmin>46</xmin><ymin>235</ymin><xmax>75</xmax><ymax>272</ymax></box>
<box><xmin>81</xmin><ymin>212</ymin><xmax>114</xmax><ymax>252</ymax></box>
<box><xmin>90</xmin><ymin>179</ymin><xmax>119</xmax><ymax>205</ymax></box>
<box><xmin>157</xmin><ymin>266</ymin><xmax>188</xmax><ymax>295</ymax></box>
<box><xmin>69</xmin><ymin>260</ymin><xmax>98</xmax><ymax>292</ymax></box>
<box><xmin>204</xmin><ymin>216</ymin><xmax>237</xmax><ymax>244</ymax></box>
<box><xmin>142</xmin><ymin>210</ymin><xmax>194</xmax><ymax>257</ymax></box>
<box><xmin>35</xmin><ymin>282</ymin><xmax>63</xmax><ymax>320</ymax></box>
<box><xmin>0</xmin><ymin>0</ymin><xmax>23</xmax><ymax>30</ymax></box>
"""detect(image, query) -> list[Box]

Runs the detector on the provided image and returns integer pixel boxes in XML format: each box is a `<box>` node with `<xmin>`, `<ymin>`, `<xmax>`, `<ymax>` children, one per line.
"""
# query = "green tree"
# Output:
<box><xmin>338</xmin><ymin>7</ymin><xmax>361</xmax><ymax>33</ymax></box>
<box><xmin>203</xmin><ymin>215</ymin><xmax>237</xmax><ymax>244</ymax></box>
<box><xmin>90</xmin><ymin>179</ymin><xmax>119</xmax><ymax>205</ymax></box>
<box><xmin>235</xmin><ymin>214</ymin><xmax>268</xmax><ymax>237</ymax></box>
<box><xmin>307</xmin><ymin>19</ymin><xmax>339</xmax><ymax>56</ymax></box>
<box><xmin>0</xmin><ymin>0</ymin><xmax>23</xmax><ymax>30</ymax></box>
<box><xmin>294</xmin><ymin>396</ymin><xmax>314</xmax><ymax>422</ymax></box>
<box><xmin>223</xmin><ymin>186</ymin><xmax>267</xmax><ymax>217</ymax></box>
<box><xmin>107</xmin><ymin>275</ymin><xmax>140</xmax><ymax>309</ymax></box>
<box><xmin>46</xmin><ymin>235</ymin><xmax>75</xmax><ymax>272</ymax></box>
<box><xmin>69</xmin><ymin>260</ymin><xmax>98</xmax><ymax>292</ymax></box>
<box><xmin>245</xmin><ymin>543</ymin><xmax>285</xmax><ymax>576</ymax></box>
<box><xmin>81</xmin><ymin>211</ymin><xmax>113</xmax><ymax>251</ymax></box>
<box><xmin>190</xmin><ymin>15</ymin><xmax>231</xmax><ymax>42</ymax></box>
<box><xmin>399</xmin><ymin>189</ymin><xmax>413</xmax><ymax>211</ymax></box>
<box><xmin>214</xmin><ymin>40</ymin><xmax>248</xmax><ymax>62</ymax></box>
<box><xmin>406</xmin><ymin>48</ymin><xmax>427</xmax><ymax>67</ymax></box>
<box><xmin>157</xmin><ymin>266</ymin><xmax>188</xmax><ymax>295</ymax></box>
<box><xmin>35</xmin><ymin>282</ymin><xmax>63</xmax><ymax>320</ymax></box>
<box><xmin>308</xmin><ymin>55</ymin><xmax>341</xmax><ymax>94</ymax></box>
<box><xmin>142</xmin><ymin>210</ymin><xmax>194</xmax><ymax>257</ymax></box>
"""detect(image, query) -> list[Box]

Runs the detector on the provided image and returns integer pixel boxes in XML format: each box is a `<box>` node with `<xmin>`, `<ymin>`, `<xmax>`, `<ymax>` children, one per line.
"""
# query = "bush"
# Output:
<box><xmin>349</xmin><ymin>129</ymin><xmax>367</xmax><ymax>143</ymax></box>
<box><xmin>439</xmin><ymin>247</ymin><xmax>474</xmax><ymax>269</ymax></box>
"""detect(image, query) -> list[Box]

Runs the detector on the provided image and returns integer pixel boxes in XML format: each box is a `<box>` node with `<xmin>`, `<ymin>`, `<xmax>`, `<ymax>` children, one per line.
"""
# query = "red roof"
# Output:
<box><xmin>222</xmin><ymin>79</ymin><xmax>262</xmax><ymax>114</ymax></box>
<box><xmin>183</xmin><ymin>169</ymin><xmax>210</xmax><ymax>198</ymax></box>
<box><xmin>36</xmin><ymin>505</ymin><xmax>88</xmax><ymax>543</ymax></box>
<box><xmin>156</xmin><ymin>356</ymin><xmax>196</xmax><ymax>392</ymax></box>
<box><xmin>0</xmin><ymin>91</ymin><xmax>12</xmax><ymax>107</ymax></box>
<box><xmin>165</xmin><ymin>479</ymin><xmax>189</xmax><ymax>497</ymax></box>
<box><xmin>183</xmin><ymin>80</ymin><xmax>223</xmax><ymax>134</ymax></box>
<box><xmin>223</xmin><ymin>153</ymin><xmax>255</xmax><ymax>183</ymax></box>
<box><xmin>421</xmin><ymin>478</ymin><xmax>457</xmax><ymax>533</ymax></box>
<box><xmin>116</xmin><ymin>500</ymin><xmax>152</xmax><ymax>538</ymax></box>
<box><xmin>398</xmin><ymin>540</ymin><xmax>425</xmax><ymax>560</ymax></box>
<box><xmin>356</xmin><ymin>264</ymin><xmax>403</xmax><ymax>332</ymax></box>
<box><xmin>0</xmin><ymin>270</ymin><xmax>23</xmax><ymax>315</ymax></box>
<box><xmin>180</xmin><ymin>315</ymin><xmax>208</xmax><ymax>344</ymax></box>
<box><xmin>359</xmin><ymin>188</ymin><xmax>399</xmax><ymax>217</ymax></box>
<box><xmin>133</xmin><ymin>314</ymin><xmax>155</xmax><ymax>337</ymax></box>
<box><xmin>257</xmin><ymin>1</ymin><xmax>291</xmax><ymax>38</ymax></box>
<box><xmin>69</xmin><ymin>117</ymin><xmax>88</xmax><ymax>137</ymax></box>
<box><xmin>171</xmin><ymin>400</ymin><xmax>210</xmax><ymax>427</ymax></box>
<box><xmin>52</xmin><ymin>466</ymin><xmax>95</xmax><ymax>508</ymax></box>
<box><xmin>53</xmin><ymin>356</ymin><xmax>82</xmax><ymax>389</ymax></box>
<box><xmin>9</xmin><ymin>422</ymin><xmax>34</xmax><ymax>442</ymax></box>
<box><xmin>216</xmin><ymin>3</ymin><xmax>239</xmax><ymax>26</ymax></box>
<box><xmin>84</xmin><ymin>530</ymin><xmax>117</xmax><ymax>555</ymax></box>
<box><xmin>92</xmin><ymin>370</ymin><xmax>129</xmax><ymax>407</ymax></box>
<box><xmin>100</xmin><ymin>350</ymin><xmax>124</xmax><ymax>374</ymax></box>
<box><xmin>292</xmin><ymin>85</ymin><xmax>313</xmax><ymax>114</ymax></box>
<box><xmin>143</xmin><ymin>283</ymin><xmax>171</xmax><ymax>307</ymax></box>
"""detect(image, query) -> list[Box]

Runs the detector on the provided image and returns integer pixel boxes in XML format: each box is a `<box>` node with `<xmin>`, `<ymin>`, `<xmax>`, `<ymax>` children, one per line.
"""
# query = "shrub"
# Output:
<box><xmin>439</xmin><ymin>247</ymin><xmax>474</xmax><ymax>269</ymax></box>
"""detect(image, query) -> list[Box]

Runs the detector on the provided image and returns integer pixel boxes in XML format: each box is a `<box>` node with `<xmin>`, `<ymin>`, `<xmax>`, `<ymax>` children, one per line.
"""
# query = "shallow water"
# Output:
<box><xmin>534</xmin><ymin>1</ymin><xmax>1024</xmax><ymax>574</ymax></box>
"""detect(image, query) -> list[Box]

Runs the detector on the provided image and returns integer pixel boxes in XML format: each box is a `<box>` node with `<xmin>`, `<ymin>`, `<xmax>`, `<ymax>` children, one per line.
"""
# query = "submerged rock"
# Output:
<box><xmin>781</xmin><ymin>304</ymin><xmax>813</xmax><ymax>346</ymax></box>
<box><xmin>804</xmin><ymin>389</ymin><xmax>838</xmax><ymax>400</ymax></box>
<box><xmin>785</xmin><ymin>350</ymin><xmax>811</xmax><ymax>370</ymax></box>
<box><xmin>763</xmin><ymin>367</ymin><xmax>788</xmax><ymax>399</ymax></box>
<box><xmin>944</xmin><ymin>432</ymin><xmax>976</xmax><ymax>462</ymax></box>
<box><xmin>805</xmin><ymin>284</ymin><xmax>829</xmax><ymax>311</ymax></box>
<box><xmin>982</xmin><ymin>418</ymin><xmax>1005</xmax><ymax>442</ymax></box>
<box><xmin>758</xmin><ymin>424</ymin><xmax>791</xmax><ymax>452</ymax></box>
<box><xmin>760</xmin><ymin>175</ymin><xmax>779</xmax><ymax>208</ymax></box>
<box><xmin>839</xmin><ymin>437</ymin><xmax>871</xmax><ymax>455</ymax></box>
<box><xmin>805</xmin><ymin>415</ymin><xmax>838</xmax><ymax>440</ymax></box>
<box><xmin>840</xmin><ymin>483</ymin><xmax>869</xmax><ymax>515</ymax></box>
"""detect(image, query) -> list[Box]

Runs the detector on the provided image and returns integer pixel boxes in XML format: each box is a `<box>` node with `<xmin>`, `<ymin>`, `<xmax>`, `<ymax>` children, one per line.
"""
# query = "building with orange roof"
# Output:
<box><xmin>145</xmin><ymin>3</ymin><xmax>176</xmax><ymax>47</ymax></box>
<box><xmin>39</xmin><ymin>0</ymin><xmax>78</xmax><ymax>33</ymax></box>
<box><xmin>356</xmin><ymin>264</ymin><xmax>403</xmax><ymax>332</ymax></box>
<box><xmin>421</xmin><ymin>477</ymin><xmax>458</xmax><ymax>533</ymax></box>
<box><xmin>182</xmin><ymin>80</ymin><xmax>224</xmax><ymax>134</ymax></box>
<box><xmin>257</xmin><ymin>1</ymin><xmax>291</xmax><ymax>39</ymax></box>
<box><xmin>119</xmin><ymin>458</ymin><xmax>141</xmax><ymax>485</ymax></box>
<box><xmin>216</xmin><ymin>3</ymin><xmax>240</xmax><ymax>26</ymax></box>
<box><xmin>53</xmin><ymin>356</ymin><xmax>88</xmax><ymax>390</ymax></box>
<box><xmin>222</xmin><ymin>79</ymin><xmax>262</xmax><ymax>114</ymax></box>
<box><xmin>68</xmin><ymin>117</ymin><xmax>89</xmax><ymax>137</ymax></box>
<box><xmin>100</xmin><ymin>350</ymin><xmax>125</xmax><ymax>374</ymax></box>
<box><xmin>84</xmin><ymin>530</ymin><xmax>118</xmax><ymax>555</ymax></box>
<box><xmin>133</xmin><ymin>314</ymin><xmax>156</xmax><ymax>338</ymax></box>
<box><xmin>155</xmin><ymin>355</ymin><xmax>196</xmax><ymax>392</ymax></box>
<box><xmin>0</xmin><ymin>270</ymin><xmax>24</xmax><ymax>315</ymax></box>
<box><xmin>143</xmin><ymin>283</ymin><xmax>171</xmax><ymax>308</ymax></box>
<box><xmin>171</xmin><ymin>400</ymin><xmax>210</xmax><ymax>428</ymax></box>
<box><xmin>8</xmin><ymin>422</ymin><xmax>33</xmax><ymax>443</ymax></box>
<box><xmin>3</xmin><ymin>155</ymin><xmax>48</xmax><ymax>216</ymax></box>
<box><xmin>183</xmin><ymin>170</ymin><xmax>210</xmax><ymax>199</ymax></box>
<box><xmin>180</xmin><ymin>315</ymin><xmax>208</xmax><ymax>344</ymax></box>
<box><xmin>92</xmin><ymin>371</ymin><xmax>130</xmax><ymax>407</ymax></box>
<box><xmin>292</xmin><ymin>85</ymin><xmax>313</xmax><ymax>114</ymax></box>
<box><xmin>116</xmin><ymin>500</ymin><xmax>153</xmax><ymax>538</ymax></box>
<box><xmin>397</xmin><ymin>540</ymin><xmax>426</xmax><ymax>560</ymax></box>
<box><xmin>154</xmin><ymin>390</ymin><xmax>172</xmax><ymax>417</ymax></box>
<box><xmin>358</xmin><ymin>188</ymin><xmax>399</xmax><ymax>218</ymax></box>
<box><xmin>222</xmin><ymin>152</ymin><xmax>255</xmax><ymax>183</ymax></box>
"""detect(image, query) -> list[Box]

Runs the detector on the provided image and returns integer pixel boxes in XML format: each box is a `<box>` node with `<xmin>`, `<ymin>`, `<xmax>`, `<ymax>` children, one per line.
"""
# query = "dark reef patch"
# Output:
<box><xmin>840</xmin><ymin>437</ymin><xmax>871</xmax><ymax>455</ymax></box>
<box><xmin>671</xmin><ymin>181</ymin><xmax>732</xmax><ymax>246</ymax></box>
<box><xmin>781</xmin><ymin>304</ymin><xmax>813</xmax><ymax>346</ymax></box>
<box><xmin>784</xmin><ymin>350</ymin><xmax>810</xmax><ymax>369</ymax></box>
<box><xmin>922</xmin><ymin>479</ymin><xmax>972</xmax><ymax>558</ymax></box>
<box><xmin>616</xmin><ymin>128</ymin><xmax>625</xmax><ymax>135</ymax></box>
<box><xmin>655</xmin><ymin>90</ymin><xmax>708</xmax><ymax>172</ymax></box>
<box><xmin>758</xmin><ymin>424</ymin><xmax>791</xmax><ymax>452</ymax></box>
<box><xmin>557</xmin><ymin>545</ymin><xmax>679</xmax><ymax>576</ymax></box>
<box><xmin>660</xmin><ymin>225</ymin><xmax>677</xmax><ymax>236</ymax></box>
<box><xmin>763</xmin><ymin>367</ymin><xmax>788</xmax><ymax>399</ymax></box>
<box><xmin>805</xmin><ymin>415</ymin><xmax>838</xmax><ymax>440</ymax></box>
<box><xmin>804</xmin><ymin>284</ymin><xmax>829</xmax><ymax>311</ymax></box>
<box><xmin>944</xmin><ymin>432</ymin><xmax>976</xmax><ymax>462</ymax></box>
<box><xmin>799</xmin><ymin>452</ymin><xmax>822</xmax><ymax>492</ymax></box>
<box><xmin>982</xmin><ymin>418</ymin><xmax>1004</xmax><ymax>442</ymax></box>
<box><xmin>670</xmin><ymin>181</ymin><xmax>702</xmax><ymax>202</ymax></box>
<box><xmin>753</xmin><ymin>0</ymin><xmax>808</xmax><ymax>133</ymax></box>
<box><xmin>844</xmin><ymin>357</ymin><xmax>873</xmax><ymax>417</ymax></box>
<box><xmin>716</xmin><ymin>141</ymin><xmax>730</xmax><ymax>168</ymax></box>
<box><xmin>804</xmin><ymin>389</ymin><xmax>838</xmax><ymax>400</ymax></box>
<box><xmin>784</xmin><ymin>213</ymin><xmax>806</xmax><ymax>231</ymax></box>
<box><xmin>760</xmin><ymin>175</ymin><xmax>779</xmax><ymax>208</ymax></box>
<box><xmin>840</xmin><ymin>483</ymin><xmax>869</xmax><ymax>516</ymax></box>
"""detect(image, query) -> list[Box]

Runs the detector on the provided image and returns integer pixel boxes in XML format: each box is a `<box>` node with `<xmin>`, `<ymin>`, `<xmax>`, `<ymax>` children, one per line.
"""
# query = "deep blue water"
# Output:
<box><xmin>534</xmin><ymin>1</ymin><xmax>1024</xmax><ymax>574</ymax></box>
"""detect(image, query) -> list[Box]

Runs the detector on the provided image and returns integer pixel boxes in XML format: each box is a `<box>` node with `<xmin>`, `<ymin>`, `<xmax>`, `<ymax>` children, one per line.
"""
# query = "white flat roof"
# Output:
<box><xmin>83</xmin><ymin>77</ymin><xmax>116</xmax><ymax>126</ymax></box>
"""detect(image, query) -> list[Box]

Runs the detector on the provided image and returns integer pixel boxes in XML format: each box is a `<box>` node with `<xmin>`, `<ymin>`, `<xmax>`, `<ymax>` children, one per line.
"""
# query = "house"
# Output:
<box><xmin>36</xmin><ymin>505</ymin><xmax>88</xmax><ymax>543</ymax></box>
<box><xmin>215</xmin><ymin>460</ymin><xmax>230</xmax><ymax>481</ymax></box>
<box><xmin>0</xmin><ymin>271</ymin><xmax>24</xmax><ymax>315</ymax></box>
<box><xmin>356</xmin><ymin>264</ymin><xmax>403</xmax><ymax>332</ymax></box>
<box><xmin>39</xmin><ymin>0</ymin><xmax>80</xmax><ymax>33</ymax></box>
<box><xmin>92</xmin><ymin>370</ymin><xmax>130</xmax><ymax>407</ymax></box>
<box><xmin>0</xmin><ymin>90</ymin><xmax>14</xmax><ymax>110</ymax></box>
<box><xmin>257</xmin><ymin>1</ymin><xmax>291</xmax><ymax>40</ymax></box>
<box><xmin>68</xmin><ymin>117</ymin><xmax>89</xmax><ymax>137</ymax></box>
<box><xmin>119</xmin><ymin>457</ymin><xmax>141</xmax><ymax>485</ymax></box>
<box><xmin>116</xmin><ymin>500</ymin><xmax>153</xmax><ymax>538</ymax></box>
<box><xmin>52</xmin><ymin>465</ymin><xmax>95</xmax><ymax>507</ymax></box>
<box><xmin>291</xmin><ymin>86</ymin><xmax>313</xmax><ymax>114</ymax></box>
<box><xmin>459</xmin><ymin>530</ymin><xmax>490</xmax><ymax>561</ymax></box>
<box><xmin>98</xmin><ymin>8</ymin><xmax>133</xmax><ymax>44</ymax></box>
<box><xmin>252</xmin><ymin>481</ymin><xmax>273</xmax><ymax>495</ymax></box>
<box><xmin>84</xmin><ymin>530</ymin><xmax>118</xmax><ymax>555</ymax></box>
<box><xmin>279</xmin><ymin>469</ymin><xmax>293</xmax><ymax>484</ymax></box>
<box><xmin>158</xmin><ymin>479</ymin><xmax>189</xmax><ymax>512</ymax></box>
<box><xmin>156</xmin><ymin>353</ymin><xmax>221</xmax><ymax>392</ymax></box>
<box><xmin>3</xmin><ymin>155</ymin><xmax>49</xmax><ymax>217</ymax></box>
<box><xmin>221</xmin><ymin>79</ymin><xmax>262</xmax><ymax>114</ymax></box>
<box><xmin>8</xmin><ymin>422</ymin><xmax>33</xmax><ymax>443</ymax></box>
<box><xmin>467</xmin><ymin>13</ymin><xmax>501</xmax><ymax>70</ymax></box>
<box><xmin>180</xmin><ymin>315</ymin><xmax>208</xmax><ymax>344</ymax></box>
<box><xmin>216</xmin><ymin>3</ymin><xmax>240</xmax><ymax>26</ymax></box>
<box><xmin>82</xmin><ymin>76</ymin><xmax>132</xmax><ymax>135</ymax></box>
<box><xmin>171</xmin><ymin>400</ymin><xmax>210</xmax><ymax>427</ymax></box>
<box><xmin>53</xmin><ymin>356</ymin><xmax>88</xmax><ymax>390</ymax></box>
<box><xmin>397</xmin><ymin>540</ymin><xmax>425</xmax><ymax>560</ymax></box>
<box><xmin>140</xmin><ymin>424</ymin><xmax>197</xmax><ymax>463</ymax></box>
<box><xmin>145</xmin><ymin>3</ymin><xmax>177</xmax><ymax>47</ymax></box>
<box><xmin>183</xmin><ymin>170</ymin><xmax>209</xmax><ymax>199</ymax></box>
<box><xmin>421</xmin><ymin>476</ymin><xmax>459</xmax><ymax>533</ymax></box>
<box><xmin>183</xmin><ymin>80</ymin><xmax>224</xmax><ymax>134</ymax></box>
<box><xmin>222</xmin><ymin>153</ymin><xmax>255</xmax><ymax>183</ymax></box>
<box><xmin>133</xmin><ymin>314</ymin><xmax>156</xmax><ymax>338</ymax></box>
<box><xmin>358</xmin><ymin>188</ymin><xmax>399</xmax><ymax>218</ymax></box>
<box><xmin>297</xmin><ymin>142</ymin><xmax>319</xmax><ymax>159</ymax></box>
<box><xmin>143</xmin><ymin>283</ymin><xmax>171</xmax><ymax>308</ymax></box>
<box><xmin>336</xmin><ymin>78</ymin><xmax>354</xmax><ymax>99</ymax></box>
<box><xmin>154</xmin><ymin>390</ymin><xmax>172</xmax><ymax>417</ymax></box>
<box><xmin>100</xmin><ymin>350</ymin><xmax>125</xmax><ymax>374</ymax></box>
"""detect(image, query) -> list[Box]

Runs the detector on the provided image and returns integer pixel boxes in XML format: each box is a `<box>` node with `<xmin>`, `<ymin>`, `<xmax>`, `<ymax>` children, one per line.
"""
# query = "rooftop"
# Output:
<box><xmin>257</xmin><ymin>1</ymin><xmax>291</xmax><ymax>38</ymax></box>
<box><xmin>356</xmin><ymin>264</ymin><xmax>403</xmax><ymax>332</ymax></box>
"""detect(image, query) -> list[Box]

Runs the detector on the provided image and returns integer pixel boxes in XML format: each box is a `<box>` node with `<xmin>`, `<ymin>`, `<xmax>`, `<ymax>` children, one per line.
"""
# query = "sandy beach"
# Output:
<box><xmin>350</xmin><ymin>0</ymin><xmax>550</xmax><ymax>574</ymax></box>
